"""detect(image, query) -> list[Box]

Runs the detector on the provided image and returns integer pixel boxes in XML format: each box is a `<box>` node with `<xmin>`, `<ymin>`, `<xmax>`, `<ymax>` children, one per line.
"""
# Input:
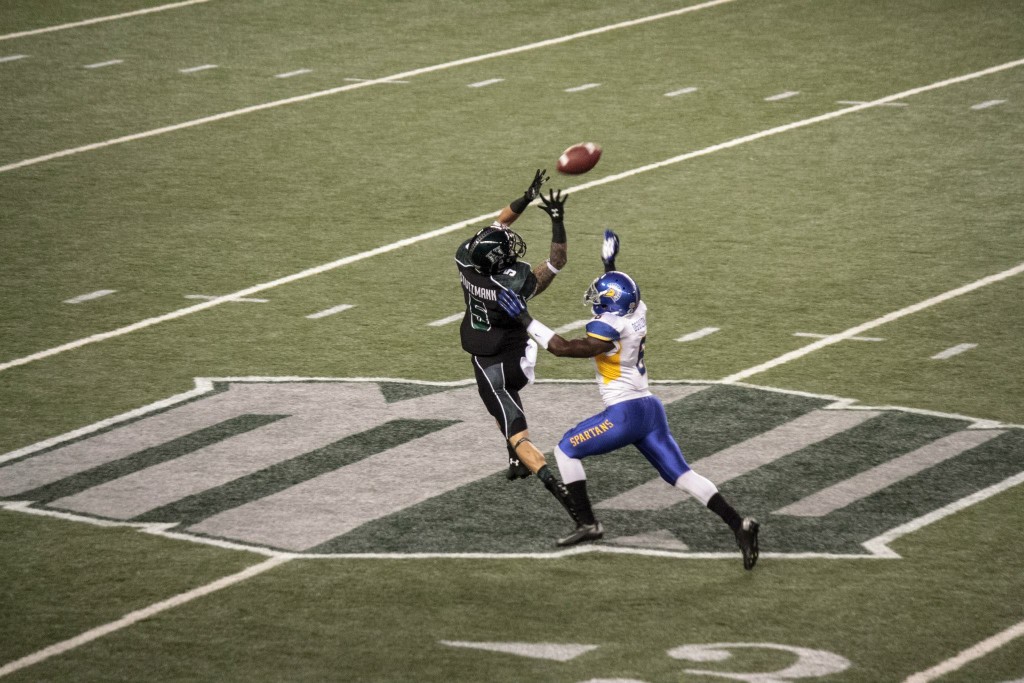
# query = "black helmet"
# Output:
<box><xmin>468</xmin><ymin>226</ymin><xmax>526</xmax><ymax>274</ymax></box>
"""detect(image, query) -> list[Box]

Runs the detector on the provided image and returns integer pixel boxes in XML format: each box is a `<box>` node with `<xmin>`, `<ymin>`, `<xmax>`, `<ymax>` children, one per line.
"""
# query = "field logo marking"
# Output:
<box><xmin>1</xmin><ymin>378</ymin><xmax>1019</xmax><ymax>559</ymax></box>
<box><xmin>441</xmin><ymin>640</ymin><xmax>852</xmax><ymax>681</ymax></box>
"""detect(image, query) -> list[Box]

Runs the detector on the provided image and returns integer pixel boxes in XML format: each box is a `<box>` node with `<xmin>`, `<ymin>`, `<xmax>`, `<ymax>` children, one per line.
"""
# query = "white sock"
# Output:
<box><xmin>674</xmin><ymin>470</ymin><xmax>719</xmax><ymax>506</ymax></box>
<box><xmin>554</xmin><ymin>446</ymin><xmax>587</xmax><ymax>484</ymax></box>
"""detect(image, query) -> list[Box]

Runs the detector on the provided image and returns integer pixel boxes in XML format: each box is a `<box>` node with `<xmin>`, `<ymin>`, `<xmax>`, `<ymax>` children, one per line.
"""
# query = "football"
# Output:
<box><xmin>556</xmin><ymin>142</ymin><xmax>602</xmax><ymax>175</ymax></box>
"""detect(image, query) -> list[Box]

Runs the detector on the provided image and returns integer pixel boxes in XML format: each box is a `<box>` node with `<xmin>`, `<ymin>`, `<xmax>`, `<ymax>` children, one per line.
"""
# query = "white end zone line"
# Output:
<box><xmin>0</xmin><ymin>0</ymin><xmax>212</xmax><ymax>42</ymax></box>
<box><xmin>0</xmin><ymin>0</ymin><xmax>740</xmax><ymax>175</ymax></box>
<box><xmin>1</xmin><ymin>57</ymin><xmax>1022</xmax><ymax>377</ymax></box>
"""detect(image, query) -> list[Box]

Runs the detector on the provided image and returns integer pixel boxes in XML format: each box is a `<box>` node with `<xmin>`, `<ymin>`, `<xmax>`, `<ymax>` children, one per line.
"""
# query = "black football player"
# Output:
<box><xmin>454</xmin><ymin>170</ymin><xmax>577</xmax><ymax>523</ymax></box>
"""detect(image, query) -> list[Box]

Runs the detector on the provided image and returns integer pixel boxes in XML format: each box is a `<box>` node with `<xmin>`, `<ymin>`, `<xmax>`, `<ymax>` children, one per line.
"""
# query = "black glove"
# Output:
<box><xmin>525</xmin><ymin>169</ymin><xmax>547</xmax><ymax>202</ymax></box>
<box><xmin>510</xmin><ymin>169</ymin><xmax>548</xmax><ymax>214</ymax></box>
<box><xmin>538</xmin><ymin>189</ymin><xmax>567</xmax><ymax>224</ymax></box>
<box><xmin>539</xmin><ymin>189</ymin><xmax>568</xmax><ymax>243</ymax></box>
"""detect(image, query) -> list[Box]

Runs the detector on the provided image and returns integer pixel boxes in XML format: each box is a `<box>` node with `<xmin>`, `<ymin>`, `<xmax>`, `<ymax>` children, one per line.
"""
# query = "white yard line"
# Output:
<box><xmin>564</xmin><ymin>83</ymin><xmax>602</xmax><ymax>92</ymax></box>
<box><xmin>2</xmin><ymin>57</ymin><xmax>1023</xmax><ymax>374</ymax></box>
<box><xmin>83</xmin><ymin>59</ymin><xmax>123</xmax><ymax>69</ymax></box>
<box><xmin>765</xmin><ymin>90</ymin><xmax>800</xmax><ymax>101</ymax></box>
<box><xmin>275</xmin><ymin>69</ymin><xmax>311</xmax><ymax>79</ymax></box>
<box><xmin>837</xmin><ymin>100</ymin><xmax>908</xmax><ymax>107</ymax></box>
<box><xmin>665</xmin><ymin>86</ymin><xmax>698</xmax><ymax>97</ymax></box>
<box><xmin>903</xmin><ymin>619</ymin><xmax>1024</xmax><ymax>683</ymax></box>
<box><xmin>63</xmin><ymin>289</ymin><xmax>116</xmax><ymax>304</ymax></box>
<box><xmin>0</xmin><ymin>54</ymin><xmax>28</xmax><ymax>63</ymax></box>
<box><xmin>0</xmin><ymin>0</ymin><xmax>741</xmax><ymax>175</ymax></box>
<box><xmin>306</xmin><ymin>304</ymin><xmax>355</xmax><ymax>319</ymax></box>
<box><xmin>428</xmin><ymin>313</ymin><xmax>464</xmax><ymax>327</ymax></box>
<box><xmin>931</xmin><ymin>343</ymin><xmax>977</xmax><ymax>360</ymax></box>
<box><xmin>970</xmin><ymin>99</ymin><xmax>1006</xmax><ymax>110</ymax></box>
<box><xmin>184</xmin><ymin>294</ymin><xmax>268</xmax><ymax>303</ymax></box>
<box><xmin>468</xmin><ymin>78</ymin><xmax>504</xmax><ymax>88</ymax></box>
<box><xmin>0</xmin><ymin>0</ymin><xmax>211</xmax><ymax>42</ymax></box>
<box><xmin>179</xmin><ymin>64</ymin><xmax>218</xmax><ymax>74</ymax></box>
<box><xmin>0</xmin><ymin>555</ymin><xmax>290</xmax><ymax>679</ymax></box>
<box><xmin>721</xmin><ymin>262</ymin><xmax>1024</xmax><ymax>383</ymax></box>
<box><xmin>793</xmin><ymin>332</ymin><xmax>884</xmax><ymax>342</ymax></box>
<box><xmin>554</xmin><ymin>319</ymin><xmax>591</xmax><ymax>334</ymax></box>
<box><xmin>676</xmin><ymin>327</ymin><xmax>719</xmax><ymax>342</ymax></box>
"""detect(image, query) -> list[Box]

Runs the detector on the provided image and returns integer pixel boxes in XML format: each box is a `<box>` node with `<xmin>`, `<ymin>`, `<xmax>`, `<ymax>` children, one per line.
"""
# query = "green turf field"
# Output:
<box><xmin>1</xmin><ymin>1</ymin><xmax>1022</xmax><ymax>681</ymax></box>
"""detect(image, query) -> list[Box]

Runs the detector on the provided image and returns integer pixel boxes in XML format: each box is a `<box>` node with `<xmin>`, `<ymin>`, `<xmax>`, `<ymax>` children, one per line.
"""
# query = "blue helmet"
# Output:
<box><xmin>584</xmin><ymin>271</ymin><xmax>641</xmax><ymax>316</ymax></box>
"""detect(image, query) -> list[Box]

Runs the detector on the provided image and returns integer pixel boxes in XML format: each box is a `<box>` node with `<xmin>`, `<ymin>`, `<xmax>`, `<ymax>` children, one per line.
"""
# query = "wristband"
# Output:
<box><xmin>526</xmin><ymin>319</ymin><xmax>555</xmax><ymax>349</ymax></box>
<box><xmin>545</xmin><ymin>260</ymin><xmax>560</xmax><ymax>275</ymax></box>
<box><xmin>550</xmin><ymin>220</ymin><xmax>566</xmax><ymax>244</ymax></box>
<box><xmin>509</xmin><ymin>194</ymin><xmax>530</xmax><ymax>215</ymax></box>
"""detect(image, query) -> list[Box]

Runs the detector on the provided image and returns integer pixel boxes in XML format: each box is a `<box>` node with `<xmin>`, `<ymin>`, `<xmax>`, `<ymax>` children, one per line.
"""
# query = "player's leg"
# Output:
<box><xmin>472</xmin><ymin>352</ymin><xmax>578</xmax><ymax>522</ymax></box>
<box><xmin>551</xmin><ymin>403</ymin><xmax>642</xmax><ymax>546</ymax></box>
<box><xmin>553</xmin><ymin>444</ymin><xmax>601</xmax><ymax>546</ymax></box>
<box><xmin>634</xmin><ymin>397</ymin><xmax>760</xmax><ymax>569</ymax></box>
<box><xmin>472</xmin><ymin>353</ymin><xmax>537</xmax><ymax>475</ymax></box>
<box><xmin>505</xmin><ymin>441</ymin><xmax>532</xmax><ymax>480</ymax></box>
<box><xmin>507</xmin><ymin>428</ymin><xmax>579</xmax><ymax>523</ymax></box>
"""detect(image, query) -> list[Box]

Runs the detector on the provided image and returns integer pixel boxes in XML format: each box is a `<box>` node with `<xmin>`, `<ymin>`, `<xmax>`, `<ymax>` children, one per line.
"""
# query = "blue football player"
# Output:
<box><xmin>498</xmin><ymin>230</ymin><xmax>760</xmax><ymax>569</ymax></box>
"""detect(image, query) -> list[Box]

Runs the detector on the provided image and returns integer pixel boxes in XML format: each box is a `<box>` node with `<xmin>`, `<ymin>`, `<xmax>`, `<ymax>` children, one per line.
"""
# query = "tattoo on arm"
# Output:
<box><xmin>532</xmin><ymin>264</ymin><xmax>555</xmax><ymax>296</ymax></box>
<box><xmin>531</xmin><ymin>241</ymin><xmax>567</xmax><ymax>296</ymax></box>
<box><xmin>548</xmin><ymin>242</ymin><xmax>567</xmax><ymax>271</ymax></box>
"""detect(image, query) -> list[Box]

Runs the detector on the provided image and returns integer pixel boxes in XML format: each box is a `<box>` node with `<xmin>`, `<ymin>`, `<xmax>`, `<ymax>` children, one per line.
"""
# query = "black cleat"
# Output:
<box><xmin>557</xmin><ymin>521</ymin><xmax>604</xmax><ymax>547</ymax></box>
<box><xmin>734</xmin><ymin>517</ymin><xmax>760</xmax><ymax>570</ymax></box>
<box><xmin>506</xmin><ymin>459</ymin><xmax>532</xmax><ymax>481</ymax></box>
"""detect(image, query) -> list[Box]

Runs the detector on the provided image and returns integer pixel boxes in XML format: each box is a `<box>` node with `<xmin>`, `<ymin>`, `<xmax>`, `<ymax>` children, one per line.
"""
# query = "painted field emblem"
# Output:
<box><xmin>0</xmin><ymin>378</ymin><xmax>1020</xmax><ymax>558</ymax></box>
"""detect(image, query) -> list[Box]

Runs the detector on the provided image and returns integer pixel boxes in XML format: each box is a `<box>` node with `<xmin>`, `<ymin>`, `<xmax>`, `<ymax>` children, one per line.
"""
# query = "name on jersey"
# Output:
<box><xmin>631</xmin><ymin>315</ymin><xmax>646</xmax><ymax>332</ymax></box>
<box><xmin>460</xmin><ymin>273</ymin><xmax>497</xmax><ymax>301</ymax></box>
<box><xmin>568</xmin><ymin>419</ymin><xmax>615</xmax><ymax>447</ymax></box>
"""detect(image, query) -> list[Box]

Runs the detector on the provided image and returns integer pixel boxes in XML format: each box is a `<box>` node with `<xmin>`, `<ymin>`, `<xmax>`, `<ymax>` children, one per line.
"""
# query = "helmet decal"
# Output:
<box><xmin>468</xmin><ymin>227</ymin><xmax>526</xmax><ymax>274</ymax></box>
<box><xmin>584</xmin><ymin>272</ymin><xmax>640</xmax><ymax>316</ymax></box>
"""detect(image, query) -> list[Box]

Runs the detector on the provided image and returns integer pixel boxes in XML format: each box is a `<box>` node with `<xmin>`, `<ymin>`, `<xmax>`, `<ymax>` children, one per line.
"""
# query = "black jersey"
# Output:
<box><xmin>455</xmin><ymin>238</ymin><xmax>539</xmax><ymax>356</ymax></box>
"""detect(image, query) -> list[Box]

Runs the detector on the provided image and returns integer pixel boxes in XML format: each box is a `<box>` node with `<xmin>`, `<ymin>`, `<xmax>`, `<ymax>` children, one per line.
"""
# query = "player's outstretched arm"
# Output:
<box><xmin>531</xmin><ymin>189</ymin><xmax>568</xmax><ymax>296</ymax></box>
<box><xmin>602</xmin><ymin>229</ymin><xmax>619</xmax><ymax>273</ymax></box>
<box><xmin>496</xmin><ymin>169</ymin><xmax>547</xmax><ymax>225</ymax></box>
<box><xmin>498</xmin><ymin>291</ymin><xmax>612</xmax><ymax>358</ymax></box>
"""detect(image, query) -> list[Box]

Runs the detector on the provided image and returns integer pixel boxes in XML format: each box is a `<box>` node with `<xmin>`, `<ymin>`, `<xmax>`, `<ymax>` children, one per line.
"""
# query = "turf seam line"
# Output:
<box><xmin>2</xmin><ymin>57</ymin><xmax>1022</xmax><ymax>375</ymax></box>
<box><xmin>0</xmin><ymin>555</ymin><xmax>290</xmax><ymax>679</ymax></box>
<box><xmin>0</xmin><ymin>0</ymin><xmax>739</xmax><ymax>174</ymax></box>
<box><xmin>0</xmin><ymin>0</ymin><xmax>211</xmax><ymax>42</ymax></box>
